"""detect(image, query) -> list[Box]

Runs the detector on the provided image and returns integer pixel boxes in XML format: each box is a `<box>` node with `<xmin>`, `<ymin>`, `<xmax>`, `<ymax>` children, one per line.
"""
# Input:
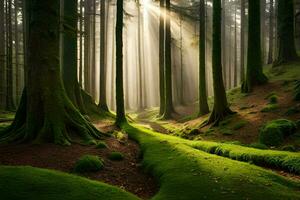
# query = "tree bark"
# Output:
<box><xmin>98</xmin><ymin>0</ymin><xmax>109</xmax><ymax>111</ymax></box>
<box><xmin>206</xmin><ymin>0</ymin><xmax>234</xmax><ymax>126</ymax></box>
<box><xmin>162</xmin><ymin>0</ymin><xmax>175</xmax><ymax>119</ymax></box>
<box><xmin>115</xmin><ymin>0</ymin><xmax>126</xmax><ymax>125</ymax></box>
<box><xmin>0</xmin><ymin>0</ymin><xmax>102</xmax><ymax>145</ymax></box>
<box><xmin>0</xmin><ymin>0</ymin><xmax>5</xmax><ymax>109</ymax></box>
<box><xmin>268</xmin><ymin>0</ymin><xmax>274</xmax><ymax>64</ymax></box>
<box><xmin>240</xmin><ymin>0</ymin><xmax>245</xmax><ymax>83</ymax></box>
<box><xmin>242</xmin><ymin>0</ymin><xmax>268</xmax><ymax>93</ymax></box>
<box><xmin>159</xmin><ymin>0</ymin><xmax>165</xmax><ymax>116</ymax></box>
<box><xmin>198</xmin><ymin>0</ymin><xmax>209</xmax><ymax>116</ymax></box>
<box><xmin>84</xmin><ymin>0</ymin><xmax>91</xmax><ymax>93</ymax></box>
<box><xmin>273</xmin><ymin>0</ymin><xmax>298</xmax><ymax>66</ymax></box>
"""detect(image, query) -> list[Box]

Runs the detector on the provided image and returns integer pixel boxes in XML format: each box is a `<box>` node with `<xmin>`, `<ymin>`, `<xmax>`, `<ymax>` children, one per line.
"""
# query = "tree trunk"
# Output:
<box><xmin>137</xmin><ymin>0</ymin><xmax>144</xmax><ymax>110</ymax></box>
<box><xmin>159</xmin><ymin>0</ymin><xmax>165</xmax><ymax>116</ymax></box>
<box><xmin>14</xmin><ymin>0</ymin><xmax>20</xmax><ymax>103</ymax></box>
<box><xmin>115</xmin><ymin>0</ymin><xmax>126</xmax><ymax>125</ymax></box>
<box><xmin>90</xmin><ymin>0</ymin><xmax>96</xmax><ymax>97</ymax></box>
<box><xmin>0</xmin><ymin>0</ymin><xmax>5</xmax><ymax>109</ymax></box>
<box><xmin>84</xmin><ymin>0</ymin><xmax>91</xmax><ymax>93</ymax></box>
<box><xmin>98</xmin><ymin>0</ymin><xmax>109</xmax><ymax>111</ymax></box>
<box><xmin>273</xmin><ymin>0</ymin><xmax>298</xmax><ymax>66</ymax></box>
<box><xmin>198</xmin><ymin>0</ymin><xmax>209</xmax><ymax>116</ymax></box>
<box><xmin>261</xmin><ymin>0</ymin><xmax>266</xmax><ymax>64</ymax></box>
<box><xmin>221</xmin><ymin>0</ymin><xmax>226</xmax><ymax>89</ymax></box>
<box><xmin>240</xmin><ymin>0</ymin><xmax>245</xmax><ymax>83</ymax></box>
<box><xmin>206</xmin><ymin>0</ymin><xmax>234</xmax><ymax>126</ymax></box>
<box><xmin>162</xmin><ymin>0</ymin><xmax>175</xmax><ymax>119</ymax></box>
<box><xmin>268</xmin><ymin>0</ymin><xmax>274</xmax><ymax>64</ymax></box>
<box><xmin>79</xmin><ymin>0</ymin><xmax>83</xmax><ymax>86</ymax></box>
<box><xmin>0</xmin><ymin>0</ymin><xmax>102</xmax><ymax>145</ymax></box>
<box><xmin>62</xmin><ymin>0</ymin><xmax>86</xmax><ymax>114</ymax></box>
<box><xmin>6</xmin><ymin>0</ymin><xmax>15</xmax><ymax>111</ymax></box>
<box><xmin>242</xmin><ymin>0</ymin><xmax>268</xmax><ymax>93</ymax></box>
<box><xmin>233</xmin><ymin>3</ymin><xmax>238</xmax><ymax>87</ymax></box>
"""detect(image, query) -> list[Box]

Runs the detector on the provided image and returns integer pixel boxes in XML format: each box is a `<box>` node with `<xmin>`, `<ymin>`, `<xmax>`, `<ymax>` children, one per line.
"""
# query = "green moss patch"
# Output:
<box><xmin>231</xmin><ymin>121</ymin><xmax>247</xmax><ymax>130</ymax></box>
<box><xmin>73</xmin><ymin>155</ymin><xmax>104</xmax><ymax>173</ymax></box>
<box><xmin>108</xmin><ymin>152</ymin><xmax>124</xmax><ymax>161</ymax></box>
<box><xmin>259</xmin><ymin>119</ymin><xmax>297</xmax><ymax>146</ymax></box>
<box><xmin>96</xmin><ymin>141</ymin><xmax>108</xmax><ymax>149</ymax></box>
<box><xmin>261</xmin><ymin>104</ymin><xmax>279</xmax><ymax>112</ymax></box>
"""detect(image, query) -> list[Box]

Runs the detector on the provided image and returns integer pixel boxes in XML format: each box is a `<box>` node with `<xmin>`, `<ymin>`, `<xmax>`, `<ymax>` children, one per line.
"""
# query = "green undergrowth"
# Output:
<box><xmin>73</xmin><ymin>155</ymin><xmax>104</xmax><ymax>173</ymax></box>
<box><xmin>0</xmin><ymin>166</ymin><xmax>138</xmax><ymax>200</ymax></box>
<box><xmin>123</xmin><ymin>124</ymin><xmax>300</xmax><ymax>200</ymax></box>
<box><xmin>108</xmin><ymin>152</ymin><xmax>124</xmax><ymax>161</ymax></box>
<box><xmin>265</xmin><ymin>62</ymin><xmax>300</xmax><ymax>81</ymax></box>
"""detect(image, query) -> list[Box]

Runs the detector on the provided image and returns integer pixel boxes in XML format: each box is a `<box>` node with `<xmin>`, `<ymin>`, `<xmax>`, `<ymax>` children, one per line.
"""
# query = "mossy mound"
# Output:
<box><xmin>248</xmin><ymin>143</ymin><xmax>268</xmax><ymax>150</ymax></box>
<box><xmin>96</xmin><ymin>141</ymin><xmax>108</xmax><ymax>149</ymax></box>
<box><xmin>261</xmin><ymin>104</ymin><xmax>279</xmax><ymax>112</ymax></box>
<box><xmin>281</xmin><ymin>145</ymin><xmax>297</xmax><ymax>152</ymax></box>
<box><xmin>268</xmin><ymin>94</ymin><xmax>278</xmax><ymax>104</ymax></box>
<box><xmin>74</xmin><ymin>155</ymin><xmax>104</xmax><ymax>173</ymax></box>
<box><xmin>108</xmin><ymin>152</ymin><xmax>124</xmax><ymax>161</ymax></box>
<box><xmin>259</xmin><ymin>119</ymin><xmax>297</xmax><ymax>146</ymax></box>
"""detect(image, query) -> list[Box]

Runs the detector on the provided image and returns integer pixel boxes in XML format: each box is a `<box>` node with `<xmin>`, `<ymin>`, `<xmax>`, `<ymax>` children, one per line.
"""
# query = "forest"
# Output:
<box><xmin>0</xmin><ymin>0</ymin><xmax>300</xmax><ymax>199</ymax></box>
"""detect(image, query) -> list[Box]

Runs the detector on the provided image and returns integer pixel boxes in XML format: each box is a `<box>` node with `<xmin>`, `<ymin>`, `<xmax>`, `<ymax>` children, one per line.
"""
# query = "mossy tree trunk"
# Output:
<box><xmin>62</xmin><ymin>0</ymin><xmax>86</xmax><ymax>114</ymax></box>
<box><xmin>198</xmin><ymin>0</ymin><xmax>209</xmax><ymax>116</ymax></box>
<box><xmin>159</xmin><ymin>0</ymin><xmax>165</xmax><ymax>116</ymax></box>
<box><xmin>241</xmin><ymin>0</ymin><xmax>268</xmax><ymax>93</ymax></box>
<box><xmin>206</xmin><ymin>0</ymin><xmax>234</xmax><ymax>126</ymax></box>
<box><xmin>115</xmin><ymin>0</ymin><xmax>126</xmax><ymax>126</ymax></box>
<box><xmin>162</xmin><ymin>0</ymin><xmax>175</xmax><ymax>119</ymax></box>
<box><xmin>273</xmin><ymin>0</ymin><xmax>298</xmax><ymax>66</ymax></box>
<box><xmin>98</xmin><ymin>0</ymin><xmax>109</xmax><ymax>112</ymax></box>
<box><xmin>0</xmin><ymin>0</ymin><xmax>102</xmax><ymax>145</ymax></box>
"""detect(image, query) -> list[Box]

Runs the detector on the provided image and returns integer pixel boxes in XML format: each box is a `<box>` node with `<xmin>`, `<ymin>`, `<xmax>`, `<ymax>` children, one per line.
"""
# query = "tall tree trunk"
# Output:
<box><xmin>261</xmin><ymin>0</ymin><xmax>266</xmax><ymax>64</ymax></box>
<box><xmin>206</xmin><ymin>0</ymin><xmax>233</xmax><ymax>126</ymax></box>
<box><xmin>274</xmin><ymin>0</ymin><xmax>298</xmax><ymax>66</ymax></box>
<box><xmin>98</xmin><ymin>0</ymin><xmax>109</xmax><ymax>111</ymax></box>
<box><xmin>6</xmin><ymin>0</ymin><xmax>15</xmax><ymax>111</ymax></box>
<box><xmin>115</xmin><ymin>0</ymin><xmax>126</xmax><ymax>125</ymax></box>
<box><xmin>233</xmin><ymin>2</ymin><xmax>238</xmax><ymax>87</ymax></box>
<box><xmin>159</xmin><ymin>0</ymin><xmax>165</xmax><ymax>116</ymax></box>
<box><xmin>14</xmin><ymin>0</ymin><xmax>20</xmax><ymax>103</ymax></box>
<box><xmin>79</xmin><ymin>0</ymin><xmax>83</xmax><ymax>86</ymax></box>
<box><xmin>221</xmin><ymin>0</ymin><xmax>226</xmax><ymax>88</ymax></box>
<box><xmin>137</xmin><ymin>0</ymin><xmax>144</xmax><ymax>110</ymax></box>
<box><xmin>198</xmin><ymin>0</ymin><xmax>209</xmax><ymax>116</ymax></box>
<box><xmin>240</xmin><ymin>0</ymin><xmax>245</xmax><ymax>83</ymax></box>
<box><xmin>62</xmin><ymin>0</ymin><xmax>86</xmax><ymax>114</ymax></box>
<box><xmin>179</xmin><ymin>15</ymin><xmax>184</xmax><ymax>105</ymax></box>
<box><xmin>84</xmin><ymin>0</ymin><xmax>91</xmax><ymax>93</ymax></box>
<box><xmin>268</xmin><ymin>0</ymin><xmax>274</xmax><ymax>64</ymax></box>
<box><xmin>0</xmin><ymin>0</ymin><xmax>102</xmax><ymax>145</ymax></box>
<box><xmin>0</xmin><ymin>0</ymin><xmax>5</xmax><ymax>109</ymax></box>
<box><xmin>162</xmin><ymin>0</ymin><xmax>175</xmax><ymax>119</ymax></box>
<box><xmin>90</xmin><ymin>0</ymin><xmax>96</xmax><ymax>96</ymax></box>
<box><xmin>242</xmin><ymin>0</ymin><xmax>268</xmax><ymax>93</ymax></box>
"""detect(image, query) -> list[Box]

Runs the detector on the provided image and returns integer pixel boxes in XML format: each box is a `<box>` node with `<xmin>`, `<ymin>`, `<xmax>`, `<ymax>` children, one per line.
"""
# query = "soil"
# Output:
<box><xmin>0</xmin><ymin>120</ymin><xmax>157</xmax><ymax>200</ymax></box>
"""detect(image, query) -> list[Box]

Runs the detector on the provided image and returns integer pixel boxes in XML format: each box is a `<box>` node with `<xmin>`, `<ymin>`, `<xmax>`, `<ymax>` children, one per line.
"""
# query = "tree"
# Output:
<box><xmin>273</xmin><ymin>0</ymin><xmax>298</xmax><ymax>66</ymax></box>
<box><xmin>6</xmin><ymin>0</ymin><xmax>15</xmax><ymax>111</ymax></box>
<box><xmin>98</xmin><ymin>0</ymin><xmax>109</xmax><ymax>111</ymax></box>
<box><xmin>62</xmin><ymin>0</ymin><xmax>86</xmax><ymax>114</ymax></box>
<box><xmin>267</xmin><ymin>0</ymin><xmax>274</xmax><ymax>64</ymax></box>
<box><xmin>0</xmin><ymin>0</ymin><xmax>5</xmax><ymax>109</ymax></box>
<box><xmin>162</xmin><ymin>0</ymin><xmax>175</xmax><ymax>119</ymax></box>
<box><xmin>159</xmin><ymin>0</ymin><xmax>165</xmax><ymax>116</ymax></box>
<box><xmin>240</xmin><ymin>0</ymin><xmax>245</xmax><ymax>83</ymax></box>
<box><xmin>198</xmin><ymin>0</ymin><xmax>209</xmax><ymax>116</ymax></box>
<box><xmin>115</xmin><ymin>0</ymin><xmax>126</xmax><ymax>125</ymax></box>
<box><xmin>206</xmin><ymin>0</ymin><xmax>234</xmax><ymax>126</ymax></box>
<box><xmin>137</xmin><ymin>0</ymin><xmax>144</xmax><ymax>110</ymax></box>
<box><xmin>241</xmin><ymin>0</ymin><xmax>268</xmax><ymax>93</ymax></box>
<box><xmin>0</xmin><ymin>0</ymin><xmax>101</xmax><ymax>145</ymax></box>
<box><xmin>84</xmin><ymin>0</ymin><xmax>91</xmax><ymax>93</ymax></box>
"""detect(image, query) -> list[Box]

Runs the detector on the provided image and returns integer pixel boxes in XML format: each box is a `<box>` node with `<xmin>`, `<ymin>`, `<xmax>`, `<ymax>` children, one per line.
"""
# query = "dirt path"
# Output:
<box><xmin>0</xmin><ymin>121</ymin><xmax>157</xmax><ymax>199</ymax></box>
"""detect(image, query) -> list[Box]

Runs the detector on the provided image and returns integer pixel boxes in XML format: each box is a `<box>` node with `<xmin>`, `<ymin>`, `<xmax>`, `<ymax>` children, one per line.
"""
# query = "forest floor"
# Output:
<box><xmin>133</xmin><ymin>63</ymin><xmax>300</xmax><ymax>151</ymax></box>
<box><xmin>0</xmin><ymin>117</ymin><xmax>157</xmax><ymax>199</ymax></box>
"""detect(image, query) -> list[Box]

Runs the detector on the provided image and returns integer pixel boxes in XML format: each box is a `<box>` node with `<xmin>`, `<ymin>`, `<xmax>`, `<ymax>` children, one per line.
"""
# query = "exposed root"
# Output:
<box><xmin>201</xmin><ymin>107</ymin><xmax>236</xmax><ymax>127</ymax></box>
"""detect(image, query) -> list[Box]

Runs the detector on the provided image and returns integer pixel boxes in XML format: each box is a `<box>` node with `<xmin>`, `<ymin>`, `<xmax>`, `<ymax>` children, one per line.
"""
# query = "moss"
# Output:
<box><xmin>232</xmin><ymin>121</ymin><xmax>247</xmax><ymax>130</ymax></box>
<box><xmin>281</xmin><ymin>145</ymin><xmax>296</xmax><ymax>152</ymax></box>
<box><xmin>108</xmin><ymin>152</ymin><xmax>124</xmax><ymax>161</ymax></box>
<box><xmin>220</xmin><ymin>128</ymin><xmax>234</xmax><ymax>136</ymax></box>
<box><xmin>285</xmin><ymin>106</ymin><xmax>300</xmax><ymax>116</ymax></box>
<box><xmin>268</xmin><ymin>94</ymin><xmax>278</xmax><ymax>104</ymax></box>
<box><xmin>73</xmin><ymin>155</ymin><xmax>104</xmax><ymax>173</ymax></box>
<box><xmin>249</xmin><ymin>143</ymin><xmax>269</xmax><ymax>150</ymax></box>
<box><xmin>261</xmin><ymin>104</ymin><xmax>279</xmax><ymax>112</ymax></box>
<box><xmin>259</xmin><ymin>119</ymin><xmax>297</xmax><ymax>146</ymax></box>
<box><xmin>96</xmin><ymin>141</ymin><xmax>108</xmax><ymax>149</ymax></box>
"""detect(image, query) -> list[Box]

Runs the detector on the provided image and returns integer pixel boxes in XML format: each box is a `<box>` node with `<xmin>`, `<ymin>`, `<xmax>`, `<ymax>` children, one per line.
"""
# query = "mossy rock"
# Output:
<box><xmin>261</xmin><ymin>104</ymin><xmax>279</xmax><ymax>113</ymax></box>
<box><xmin>74</xmin><ymin>155</ymin><xmax>104</xmax><ymax>173</ymax></box>
<box><xmin>108</xmin><ymin>152</ymin><xmax>124</xmax><ymax>161</ymax></box>
<box><xmin>259</xmin><ymin>119</ymin><xmax>297</xmax><ymax>146</ymax></box>
<box><xmin>96</xmin><ymin>141</ymin><xmax>108</xmax><ymax>149</ymax></box>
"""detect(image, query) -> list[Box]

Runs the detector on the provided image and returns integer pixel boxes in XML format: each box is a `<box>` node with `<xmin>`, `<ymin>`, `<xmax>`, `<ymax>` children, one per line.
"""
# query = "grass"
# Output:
<box><xmin>73</xmin><ymin>155</ymin><xmax>104</xmax><ymax>173</ymax></box>
<box><xmin>0</xmin><ymin>166</ymin><xmax>138</xmax><ymax>200</ymax></box>
<box><xmin>123</xmin><ymin>123</ymin><xmax>300</xmax><ymax>200</ymax></box>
